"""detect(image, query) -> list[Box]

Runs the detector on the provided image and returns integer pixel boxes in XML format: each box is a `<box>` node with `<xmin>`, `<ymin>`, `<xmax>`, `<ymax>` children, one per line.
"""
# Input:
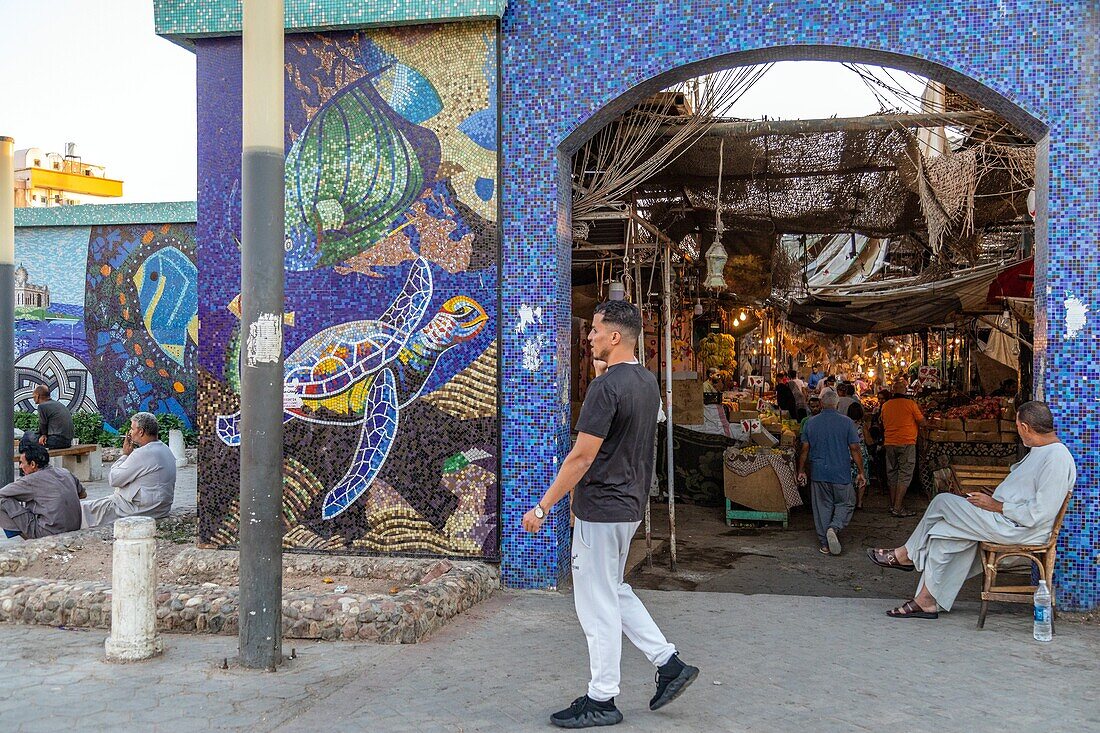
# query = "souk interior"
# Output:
<box><xmin>568</xmin><ymin>63</ymin><xmax>1037</xmax><ymax>591</ymax></box>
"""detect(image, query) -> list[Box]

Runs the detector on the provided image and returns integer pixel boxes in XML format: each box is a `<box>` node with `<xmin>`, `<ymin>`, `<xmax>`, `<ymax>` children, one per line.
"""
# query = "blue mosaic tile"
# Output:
<box><xmin>154</xmin><ymin>0</ymin><xmax>507</xmax><ymax>46</ymax></box>
<box><xmin>161</xmin><ymin>0</ymin><xmax>1098</xmax><ymax>607</ymax></box>
<box><xmin>14</xmin><ymin>202</ymin><xmax>196</xmax><ymax>228</ymax></box>
<box><xmin>499</xmin><ymin>0</ymin><xmax>1098</xmax><ymax>606</ymax></box>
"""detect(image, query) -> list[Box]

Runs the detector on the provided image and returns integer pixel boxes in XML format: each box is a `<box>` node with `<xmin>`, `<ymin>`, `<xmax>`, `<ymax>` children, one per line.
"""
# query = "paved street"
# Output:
<box><xmin>1</xmin><ymin>588</ymin><xmax>1096</xmax><ymax>732</ymax></box>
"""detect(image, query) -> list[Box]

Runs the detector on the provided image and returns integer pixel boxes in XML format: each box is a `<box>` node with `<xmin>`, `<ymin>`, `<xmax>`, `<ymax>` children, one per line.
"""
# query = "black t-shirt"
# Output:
<box><xmin>573</xmin><ymin>362</ymin><xmax>660</xmax><ymax>522</ymax></box>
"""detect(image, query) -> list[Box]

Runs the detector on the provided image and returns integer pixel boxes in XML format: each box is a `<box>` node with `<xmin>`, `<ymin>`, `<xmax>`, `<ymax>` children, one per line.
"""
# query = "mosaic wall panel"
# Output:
<box><xmin>12</xmin><ymin>223</ymin><xmax>198</xmax><ymax>433</ymax></box>
<box><xmin>498</xmin><ymin>0</ymin><xmax>1099</xmax><ymax>606</ymax></box>
<box><xmin>195</xmin><ymin>22</ymin><xmax>500</xmax><ymax>560</ymax></box>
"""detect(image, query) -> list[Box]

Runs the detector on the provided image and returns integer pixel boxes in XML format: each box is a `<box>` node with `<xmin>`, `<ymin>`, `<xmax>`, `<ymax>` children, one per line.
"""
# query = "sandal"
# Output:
<box><xmin>889</xmin><ymin>507</ymin><xmax>917</xmax><ymax>518</ymax></box>
<box><xmin>887</xmin><ymin>599</ymin><xmax>939</xmax><ymax>619</ymax></box>
<box><xmin>819</xmin><ymin>545</ymin><xmax>831</xmax><ymax>555</ymax></box>
<box><xmin>865</xmin><ymin>547</ymin><xmax>915</xmax><ymax>571</ymax></box>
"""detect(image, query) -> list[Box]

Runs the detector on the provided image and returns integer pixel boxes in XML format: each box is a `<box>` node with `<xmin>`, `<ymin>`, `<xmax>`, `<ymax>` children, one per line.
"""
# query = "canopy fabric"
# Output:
<box><xmin>987</xmin><ymin>257</ymin><xmax>1034</xmax><ymax>301</ymax></box>
<box><xmin>787</xmin><ymin>261</ymin><xmax>1012</xmax><ymax>334</ymax></box>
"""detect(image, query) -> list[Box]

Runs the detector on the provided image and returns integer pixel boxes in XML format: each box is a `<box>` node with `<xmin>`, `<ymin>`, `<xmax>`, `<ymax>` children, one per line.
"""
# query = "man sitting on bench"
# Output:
<box><xmin>19</xmin><ymin>386</ymin><xmax>75</xmax><ymax>451</ymax></box>
<box><xmin>0</xmin><ymin>445</ymin><xmax>85</xmax><ymax>541</ymax></box>
<box><xmin>81</xmin><ymin>412</ymin><xmax>177</xmax><ymax>528</ymax></box>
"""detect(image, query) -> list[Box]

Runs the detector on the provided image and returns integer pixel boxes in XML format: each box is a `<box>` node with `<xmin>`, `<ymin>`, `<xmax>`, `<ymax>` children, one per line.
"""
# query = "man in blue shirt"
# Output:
<box><xmin>807</xmin><ymin>364</ymin><xmax>825</xmax><ymax>391</ymax></box>
<box><xmin>798</xmin><ymin>388</ymin><xmax>866</xmax><ymax>555</ymax></box>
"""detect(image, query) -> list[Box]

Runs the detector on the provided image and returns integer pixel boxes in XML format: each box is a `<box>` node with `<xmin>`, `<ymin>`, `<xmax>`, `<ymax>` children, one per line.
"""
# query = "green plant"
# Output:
<box><xmin>98</xmin><ymin>429</ymin><xmax>124</xmax><ymax>448</ymax></box>
<box><xmin>156</xmin><ymin>413</ymin><xmax>187</xmax><ymax>432</ymax></box>
<box><xmin>13</xmin><ymin>411</ymin><xmax>37</xmax><ymax>432</ymax></box>
<box><xmin>72</xmin><ymin>412</ymin><xmax>104</xmax><ymax>445</ymax></box>
<box><xmin>154</xmin><ymin>413</ymin><xmax>198</xmax><ymax>446</ymax></box>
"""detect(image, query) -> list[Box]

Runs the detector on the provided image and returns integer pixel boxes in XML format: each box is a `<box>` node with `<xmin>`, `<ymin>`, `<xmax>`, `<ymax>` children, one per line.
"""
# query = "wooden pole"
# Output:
<box><xmin>658</xmin><ymin>110</ymin><xmax>999</xmax><ymax>138</ymax></box>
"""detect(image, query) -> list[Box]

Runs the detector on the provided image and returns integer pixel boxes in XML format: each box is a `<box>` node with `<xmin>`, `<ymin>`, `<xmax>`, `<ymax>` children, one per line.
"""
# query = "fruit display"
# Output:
<box><xmin>697</xmin><ymin>333</ymin><xmax>738</xmax><ymax>370</ymax></box>
<box><xmin>926</xmin><ymin>396</ymin><xmax>1005</xmax><ymax>420</ymax></box>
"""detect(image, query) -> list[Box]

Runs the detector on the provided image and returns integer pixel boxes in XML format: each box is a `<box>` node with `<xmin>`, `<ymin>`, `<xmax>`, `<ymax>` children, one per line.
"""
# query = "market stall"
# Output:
<box><xmin>917</xmin><ymin>395</ymin><xmax>1020</xmax><ymax>495</ymax></box>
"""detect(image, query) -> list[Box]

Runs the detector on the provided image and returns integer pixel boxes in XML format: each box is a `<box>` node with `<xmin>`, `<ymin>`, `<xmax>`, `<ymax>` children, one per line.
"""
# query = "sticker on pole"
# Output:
<box><xmin>246</xmin><ymin>313</ymin><xmax>283</xmax><ymax>367</ymax></box>
<box><xmin>283</xmin><ymin>390</ymin><xmax>303</xmax><ymax>409</ymax></box>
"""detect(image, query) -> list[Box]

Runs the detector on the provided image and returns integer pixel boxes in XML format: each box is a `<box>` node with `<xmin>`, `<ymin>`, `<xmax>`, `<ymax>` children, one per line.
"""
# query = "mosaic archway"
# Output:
<box><xmin>498</xmin><ymin>1</ymin><xmax>1096</xmax><ymax>611</ymax></box>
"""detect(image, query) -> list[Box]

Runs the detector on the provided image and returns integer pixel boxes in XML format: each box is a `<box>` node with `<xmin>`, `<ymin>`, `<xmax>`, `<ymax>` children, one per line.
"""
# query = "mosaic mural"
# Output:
<box><xmin>12</xmin><ymin>222</ymin><xmax>198</xmax><ymax>433</ymax></box>
<box><xmin>162</xmin><ymin>0</ymin><xmax>1095</xmax><ymax>606</ymax></box>
<box><xmin>195</xmin><ymin>22</ymin><xmax>500</xmax><ymax>560</ymax></box>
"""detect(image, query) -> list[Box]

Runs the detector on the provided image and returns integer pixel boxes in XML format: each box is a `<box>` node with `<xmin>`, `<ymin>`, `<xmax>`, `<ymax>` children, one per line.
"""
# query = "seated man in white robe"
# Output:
<box><xmin>866</xmin><ymin>400</ymin><xmax>1075</xmax><ymax>618</ymax></box>
<box><xmin>81</xmin><ymin>412</ymin><xmax>177</xmax><ymax>528</ymax></box>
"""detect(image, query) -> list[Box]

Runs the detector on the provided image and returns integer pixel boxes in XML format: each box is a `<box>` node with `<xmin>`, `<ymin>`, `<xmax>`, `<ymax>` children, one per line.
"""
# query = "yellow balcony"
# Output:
<box><xmin>27</xmin><ymin>168</ymin><xmax>123</xmax><ymax>198</ymax></box>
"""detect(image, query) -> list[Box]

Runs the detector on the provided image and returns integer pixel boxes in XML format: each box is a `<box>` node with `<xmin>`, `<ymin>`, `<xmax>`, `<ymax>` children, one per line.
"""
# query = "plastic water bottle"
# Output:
<box><xmin>1033</xmin><ymin>580</ymin><xmax>1052</xmax><ymax>642</ymax></box>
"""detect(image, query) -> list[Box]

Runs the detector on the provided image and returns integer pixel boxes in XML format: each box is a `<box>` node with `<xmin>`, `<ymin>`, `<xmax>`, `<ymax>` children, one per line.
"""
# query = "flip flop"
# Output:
<box><xmin>887</xmin><ymin>599</ymin><xmax>939</xmax><ymax>619</ymax></box>
<box><xmin>866</xmin><ymin>547</ymin><xmax>915</xmax><ymax>571</ymax></box>
<box><xmin>890</xmin><ymin>508</ymin><xmax>917</xmax><ymax>518</ymax></box>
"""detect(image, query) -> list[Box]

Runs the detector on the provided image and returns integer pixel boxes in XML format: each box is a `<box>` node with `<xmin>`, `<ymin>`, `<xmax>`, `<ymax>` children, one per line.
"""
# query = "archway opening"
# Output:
<box><xmin>563</xmin><ymin>53</ymin><xmax>1044</xmax><ymax>601</ymax></box>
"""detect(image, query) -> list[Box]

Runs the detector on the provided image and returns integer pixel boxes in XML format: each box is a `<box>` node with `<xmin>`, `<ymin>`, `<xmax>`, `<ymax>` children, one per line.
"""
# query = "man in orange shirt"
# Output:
<box><xmin>879</xmin><ymin>379</ymin><xmax>924</xmax><ymax>517</ymax></box>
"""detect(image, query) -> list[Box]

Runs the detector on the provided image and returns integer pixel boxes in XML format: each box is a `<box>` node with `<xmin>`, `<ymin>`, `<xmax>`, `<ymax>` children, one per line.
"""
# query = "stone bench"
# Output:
<box><xmin>11</xmin><ymin>443</ymin><xmax>103</xmax><ymax>482</ymax></box>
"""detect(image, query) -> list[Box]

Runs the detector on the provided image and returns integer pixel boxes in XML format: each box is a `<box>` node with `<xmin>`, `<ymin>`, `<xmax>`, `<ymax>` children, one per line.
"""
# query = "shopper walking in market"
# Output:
<box><xmin>522</xmin><ymin>300</ymin><xmax>699</xmax><ymax>728</ymax></box>
<box><xmin>866</xmin><ymin>401</ymin><xmax>1074</xmax><ymax>618</ymax></box>
<box><xmin>880</xmin><ymin>379</ymin><xmax>925</xmax><ymax>517</ymax></box>
<box><xmin>797</xmin><ymin>388</ymin><xmax>866</xmax><ymax>555</ymax></box>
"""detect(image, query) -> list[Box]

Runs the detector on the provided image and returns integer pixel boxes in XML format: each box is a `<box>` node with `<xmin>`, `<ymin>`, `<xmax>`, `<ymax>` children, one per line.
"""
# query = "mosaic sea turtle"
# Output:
<box><xmin>216</xmin><ymin>258</ymin><xmax>488</xmax><ymax>519</ymax></box>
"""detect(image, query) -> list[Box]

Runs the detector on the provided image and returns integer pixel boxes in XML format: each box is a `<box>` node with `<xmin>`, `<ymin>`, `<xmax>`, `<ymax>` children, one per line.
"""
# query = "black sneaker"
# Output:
<box><xmin>550</xmin><ymin>695</ymin><xmax>623</xmax><ymax>728</ymax></box>
<box><xmin>649</xmin><ymin>653</ymin><xmax>700</xmax><ymax>711</ymax></box>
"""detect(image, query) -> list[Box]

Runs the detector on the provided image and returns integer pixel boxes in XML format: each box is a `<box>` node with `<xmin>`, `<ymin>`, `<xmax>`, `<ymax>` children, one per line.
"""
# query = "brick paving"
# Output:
<box><xmin>1</xmin><ymin>588</ymin><xmax>1096</xmax><ymax>732</ymax></box>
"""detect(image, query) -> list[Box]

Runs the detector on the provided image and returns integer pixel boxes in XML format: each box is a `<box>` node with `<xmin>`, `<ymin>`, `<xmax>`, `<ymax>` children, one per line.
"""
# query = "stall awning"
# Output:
<box><xmin>787</xmin><ymin>261</ymin><xmax>1014</xmax><ymax>334</ymax></box>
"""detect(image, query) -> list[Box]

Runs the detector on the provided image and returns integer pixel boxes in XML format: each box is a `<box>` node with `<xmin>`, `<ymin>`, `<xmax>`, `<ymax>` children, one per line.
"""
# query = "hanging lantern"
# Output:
<box><xmin>705</xmin><ymin>137</ymin><xmax>728</xmax><ymax>291</ymax></box>
<box><xmin>694</xmin><ymin>298</ymin><xmax>704</xmax><ymax>316</ymax></box>
<box><xmin>704</xmin><ymin>236</ymin><xmax>728</xmax><ymax>290</ymax></box>
<box><xmin>608</xmin><ymin>280</ymin><xmax>625</xmax><ymax>301</ymax></box>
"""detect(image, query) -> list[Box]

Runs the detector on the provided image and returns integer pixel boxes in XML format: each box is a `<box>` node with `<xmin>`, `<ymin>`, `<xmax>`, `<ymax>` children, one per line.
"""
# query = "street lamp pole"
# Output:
<box><xmin>0</xmin><ymin>137</ymin><xmax>15</xmax><ymax>488</ymax></box>
<box><xmin>238</xmin><ymin>0</ymin><xmax>285</xmax><ymax>670</ymax></box>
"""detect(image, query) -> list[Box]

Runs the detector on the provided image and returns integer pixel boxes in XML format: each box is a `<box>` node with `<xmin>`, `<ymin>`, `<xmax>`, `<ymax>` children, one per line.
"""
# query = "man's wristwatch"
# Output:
<box><xmin>533</xmin><ymin>503</ymin><xmax>545</xmax><ymax>520</ymax></box>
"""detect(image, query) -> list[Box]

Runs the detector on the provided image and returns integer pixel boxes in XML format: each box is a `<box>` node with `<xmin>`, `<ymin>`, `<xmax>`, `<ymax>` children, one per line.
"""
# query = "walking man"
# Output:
<box><xmin>880</xmin><ymin>379</ymin><xmax>924</xmax><ymax>517</ymax></box>
<box><xmin>523</xmin><ymin>301</ymin><xmax>698</xmax><ymax>728</ymax></box>
<box><xmin>798</xmin><ymin>388</ymin><xmax>865</xmax><ymax>555</ymax></box>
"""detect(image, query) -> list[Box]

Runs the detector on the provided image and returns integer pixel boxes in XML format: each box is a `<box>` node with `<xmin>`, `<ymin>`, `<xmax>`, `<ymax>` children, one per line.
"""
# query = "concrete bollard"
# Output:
<box><xmin>105</xmin><ymin>517</ymin><xmax>163</xmax><ymax>662</ymax></box>
<box><xmin>168</xmin><ymin>428</ymin><xmax>188</xmax><ymax>468</ymax></box>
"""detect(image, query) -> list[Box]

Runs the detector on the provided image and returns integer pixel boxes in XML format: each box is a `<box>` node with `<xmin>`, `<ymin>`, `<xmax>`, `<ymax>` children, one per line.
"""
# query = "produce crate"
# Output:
<box><xmin>929</xmin><ymin>430</ymin><xmax>967</xmax><ymax>442</ymax></box>
<box><xmin>963</xmin><ymin>418</ymin><xmax>998</xmax><ymax>433</ymax></box>
<box><xmin>966</xmin><ymin>431</ymin><xmax>1000</xmax><ymax>443</ymax></box>
<box><xmin>723</xmin><ymin>463</ymin><xmax>788</xmax><ymax>527</ymax></box>
<box><xmin>1000</xmin><ymin>419</ymin><xmax>1017</xmax><ymax>432</ymax></box>
<box><xmin>947</xmin><ymin>464</ymin><xmax>1010</xmax><ymax>496</ymax></box>
<box><xmin>940</xmin><ymin>418</ymin><xmax>964</xmax><ymax>431</ymax></box>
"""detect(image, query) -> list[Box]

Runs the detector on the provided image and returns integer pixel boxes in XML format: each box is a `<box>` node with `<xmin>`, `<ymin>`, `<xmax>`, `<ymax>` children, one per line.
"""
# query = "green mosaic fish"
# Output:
<box><xmin>284</xmin><ymin>79</ymin><xmax>425</xmax><ymax>271</ymax></box>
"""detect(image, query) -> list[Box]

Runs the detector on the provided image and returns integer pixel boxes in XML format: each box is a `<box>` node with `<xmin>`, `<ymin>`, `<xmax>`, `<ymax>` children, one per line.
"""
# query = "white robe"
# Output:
<box><xmin>904</xmin><ymin>442</ymin><xmax>1075</xmax><ymax>611</ymax></box>
<box><xmin>81</xmin><ymin>440</ymin><xmax>178</xmax><ymax>528</ymax></box>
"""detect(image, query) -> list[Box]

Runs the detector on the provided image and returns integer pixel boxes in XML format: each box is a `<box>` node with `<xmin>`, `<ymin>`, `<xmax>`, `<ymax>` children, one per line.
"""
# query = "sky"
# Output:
<box><xmin>0</xmin><ymin>3</ymin><xmax>925</xmax><ymax>204</ymax></box>
<box><xmin>1</xmin><ymin>0</ymin><xmax>197</xmax><ymax>203</ymax></box>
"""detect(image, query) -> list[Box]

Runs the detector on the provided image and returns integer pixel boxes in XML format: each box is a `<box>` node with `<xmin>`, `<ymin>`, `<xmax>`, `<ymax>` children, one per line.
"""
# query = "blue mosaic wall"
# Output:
<box><xmin>194</xmin><ymin>22</ymin><xmax>501</xmax><ymax>559</ymax></box>
<box><xmin>498</xmin><ymin>1</ymin><xmax>1099</xmax><ymax>607</ymax></box>
<box><xmin>162</xmin><ymin>0</ymin><xmax>1097</xmax><ymax>606</ymax></box>
<box><xmin>12</xmin><ymin>216</ymin><xmax>199</xmax><ymax>433</ymax></box>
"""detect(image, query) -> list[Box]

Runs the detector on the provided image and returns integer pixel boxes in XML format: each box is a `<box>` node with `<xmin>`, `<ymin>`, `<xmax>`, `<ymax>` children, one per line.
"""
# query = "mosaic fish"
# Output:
<box><xmin>284</xmin><ymin>78</ymin><xmax>425</xmax><ymax>271</ymax></box>
<box><xmin>371</xmin><ymin>62</ymin><xmax>443</xmax><ymax>124</ymax></box>
<box><xmin>216</xmin><ymin>258</ymin><xmax>488</xmax><ymax>520</ymax></box>
<box><xmin>132</xmin><ymin>246</ymin><xmax>198</xmax><ymax>365</ymax></box>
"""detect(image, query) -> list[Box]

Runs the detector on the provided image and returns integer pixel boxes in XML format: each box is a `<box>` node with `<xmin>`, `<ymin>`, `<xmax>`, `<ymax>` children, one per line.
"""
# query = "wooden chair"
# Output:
<box><xmin>977</xmin><ymin>488</ymin><xmax>1074</xmax><ymax>629</ymax></box>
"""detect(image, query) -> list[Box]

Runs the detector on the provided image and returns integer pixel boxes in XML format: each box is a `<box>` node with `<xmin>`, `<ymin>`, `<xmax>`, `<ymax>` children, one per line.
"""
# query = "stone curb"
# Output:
<box><xmin>0</xmin><ymin>517</ymin><xmax>500</xmax><ymax>643</ymax></box>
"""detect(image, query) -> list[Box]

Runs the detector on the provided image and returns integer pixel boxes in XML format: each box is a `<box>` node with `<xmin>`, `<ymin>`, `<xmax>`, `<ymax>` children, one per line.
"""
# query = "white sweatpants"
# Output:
<box><xmin>572</xmin><ymin>518</ymin><xmax>677</xmax><ymax>701</ymax></box>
